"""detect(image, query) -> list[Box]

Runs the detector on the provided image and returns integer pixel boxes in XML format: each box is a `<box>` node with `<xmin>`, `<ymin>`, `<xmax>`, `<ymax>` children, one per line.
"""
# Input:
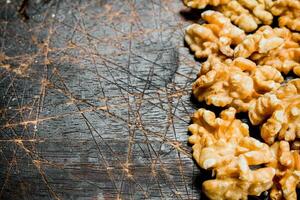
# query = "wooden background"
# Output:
<box><xmin>0</xmin><ymin>0</ymin><xmax>205</xmax><ymax>199</ymax></box>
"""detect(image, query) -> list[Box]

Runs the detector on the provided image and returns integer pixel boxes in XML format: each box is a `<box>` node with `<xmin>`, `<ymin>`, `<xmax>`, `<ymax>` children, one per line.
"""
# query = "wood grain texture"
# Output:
<box><xmin>0</xmin><ymin>0</ymin><xmax>203</xmax><ymax>199</ymax></box>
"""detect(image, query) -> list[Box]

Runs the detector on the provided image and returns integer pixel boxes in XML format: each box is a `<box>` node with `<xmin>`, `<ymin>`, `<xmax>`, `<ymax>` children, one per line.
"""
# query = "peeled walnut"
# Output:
<box><xmin>188</xmin><ymin>108</ymin><xmax>249</xmax><ymax>166</ymax></box>
<box><xmin>192</xmin><ymin>56</ymin><xmax>283</xmax><ymax>112</ymax></box>
<box><xmin>253</xmin><ymin>30</ymin><xmax>300</xmax><ymax>75</ymax></box>
<box><xmin>188</xmin><ymin>107</ymin><xmax>249</xmax><ymax>164</ymax></box>
<box><xmin>268</xmin><ymin>141</ymin><xmax>300</xmax><ymax>200</ymax></box>
<box><xmin>271</xmin><ymin>0</ymin><xmax>300</xmax><ymax>31</ymax></box>
<box><xmin>234</xmin><ymin>26</ymin><xmax>289</xmax><ymax>59</ymax></box>
<box><xmin>257</xmin><ymin>47</ymin><xmax>300</xmax><ymax>76</ymax></box>
<box><xmin>183</xmin><ymin>0</ymin><xmax>230</xmax><ymax>9</ymax></box>
<box><xmin>217</xmin><ymin>0</ymin><xmax>273</xmax><ymax>32</ymax></box>
<box><xmin>189</xmin><ymin>108</ymin><xmax>275</xmax><ymax>199</ymax></box>
<box><xmin>198</xmin><ymin>137</ymin><xmax>273</xmax><ymax>171</ymax></box>
<box><xmin>271</xmin><ymin>0</ymin><xmax>300</xmax><ymax>15</ymax></box>
<box><xmin>185</xmin><ymin>10</ymin><xmax>245</xmax><ymax>58</ymax></box>
<box><xmin>217</xmin><ymin>1</ymin><xmax>259</xmax><ymax>32</ymax></box>
<box><xmin>249</xmin><ymin>79</ymin><xmax>300</xmax><ymax>145</ymax></box>
<box><xmin>203</xmin><ymin>166</ymin><xmax>275</xmax><ymax>200</ymax></box>
<box><xmin>233</xmin><ymin>26</ymin><xmax>300</xmax><ymax>75</ymax></box>
<box><xmin>278</xmin><ymin>9</ymin><xmax>300</xmax><ymax>31</ymax></box>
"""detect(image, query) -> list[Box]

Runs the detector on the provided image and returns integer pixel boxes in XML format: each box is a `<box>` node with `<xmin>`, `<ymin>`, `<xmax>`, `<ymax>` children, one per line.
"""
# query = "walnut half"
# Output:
<box><xmin>185</xmin><ymin>10</ymin><xmax>246</xmax><ymax>58</ymax></box>
<box><xmin>217</xmin><ymin>0</ymin><xmax>273</xmax><ymax>32</ymax></box>
<box><xmin>268</xmin><ymin>141</ymin><xmax>300</xmax><ymax>200</ymax></box>
<box><xmin>192</xmin><ymin>55</ymin><xmax>283</xmax><ymax>112</ymax></box>
<box><xmin>249</xmin><ymin>79</ymin><xmax>300</xmax><ymax>145</ymax></box>
<box><xmin>189</xmin><ymin>107</ymin><xmax>275</xmax><ymax>200</ymax></box>
<box><xmin>233</xmin><ymin>25</ymin><xmax>300</xmax><ymax>76</ymax></box>
<box><xmin>271</xmin><ymin>0</ymin><xmax>300</xmax><ymax>31</ymax></box>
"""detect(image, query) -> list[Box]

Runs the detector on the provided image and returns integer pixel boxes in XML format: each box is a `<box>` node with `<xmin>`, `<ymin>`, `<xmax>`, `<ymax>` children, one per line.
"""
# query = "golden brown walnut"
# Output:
<box><xmin>234</xmin><ymin>26</ymin><xmax>289</xmax><ymax>59</ymax></box>
<box><xmin>192</xmin><ymin>56</ymin><xmax>284</xmax><ymax>112</ymax></box>
<box><xmin>233</xmin><ymin>26</ymin><xmax>300</xmax><ymax>75</ymax></box>
<box><xmin>268</xmin><ymin>141</ymin><xmax>300</xmax><ymax>200</ymax></box>
<box><xmin>188</xmin><ymin>107</ymin><xmax>249</xmax><ymax>161</ymax></box>
<box><xmin>271</xmin><ymin>0</ymin><xmax>300</xmax><ymax>31</ymax></box>
<box><xmin>252</xmin><ymin>28</ymin><xmax>300</xmax><ymax>75</ymax></box>
<box><xmin>217</xmin><ymin>0</ymin><xmax>273</xmax><ymax>32</ymax></box>
<box><xmin>183</xmin><ymin>0</ymin><xmax>230</xmax><ymax>9</ymax></box>
<box><xmin>271</xmin><ymin>0</ymin><xmax>300</xmax><ymax>15</ymax></box>
<box><xmin>249</xmin><ymin>79</ymin><xmax>300</xmax><ymax>145</ymax></box>
<box><xmin>185</xmin><ymin>10</ymin><xmax>246</xmax><ymax>58</ymax></box>
<box><xmin>257</xmin><ymin>47</ymin><xmax>300</xmax><ymax>76</ymax></box>
<box><xmin>203</xmin><ymin>166</ymin><xmax>275</xmax><ymax>200</ymax></box>
<box><xmin>188</xmin><ymin>107</ymin><xmax>276</xmax><ymax>200</ymax></box>
<box><xmin>278</xmin><ymin>9</ymin><xmax>300</xmax><ymax>31</ymax></box>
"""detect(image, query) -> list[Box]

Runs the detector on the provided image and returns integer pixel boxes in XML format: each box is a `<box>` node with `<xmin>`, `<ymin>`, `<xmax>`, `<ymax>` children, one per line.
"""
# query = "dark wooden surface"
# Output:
<box><xmin>0</xmin><ymin>0</ymin><xmax>204</xmax><ymax>199</ymax></box>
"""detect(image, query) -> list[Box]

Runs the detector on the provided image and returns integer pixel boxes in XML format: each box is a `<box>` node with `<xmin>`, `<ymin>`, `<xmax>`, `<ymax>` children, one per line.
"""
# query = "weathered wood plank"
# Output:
<box><xmin>0</xmin><ymin>0</ymin><xmax>201</xmax><ymax>199</ymax></box>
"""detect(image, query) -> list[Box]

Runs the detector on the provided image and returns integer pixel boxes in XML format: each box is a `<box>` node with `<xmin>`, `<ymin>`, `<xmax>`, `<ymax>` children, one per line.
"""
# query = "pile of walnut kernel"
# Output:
<box><xmin>183</xmin><ymin>0</ymin><xmax>300</xmax><ymax>199</ymax></box>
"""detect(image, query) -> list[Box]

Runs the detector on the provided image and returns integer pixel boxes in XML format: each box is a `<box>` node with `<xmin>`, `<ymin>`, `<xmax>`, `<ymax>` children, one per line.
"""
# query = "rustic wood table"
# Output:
<box><xmin>0</xmin><ymin>0</ymin><xmax>204</xmax><ymax>199</ymax></box>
